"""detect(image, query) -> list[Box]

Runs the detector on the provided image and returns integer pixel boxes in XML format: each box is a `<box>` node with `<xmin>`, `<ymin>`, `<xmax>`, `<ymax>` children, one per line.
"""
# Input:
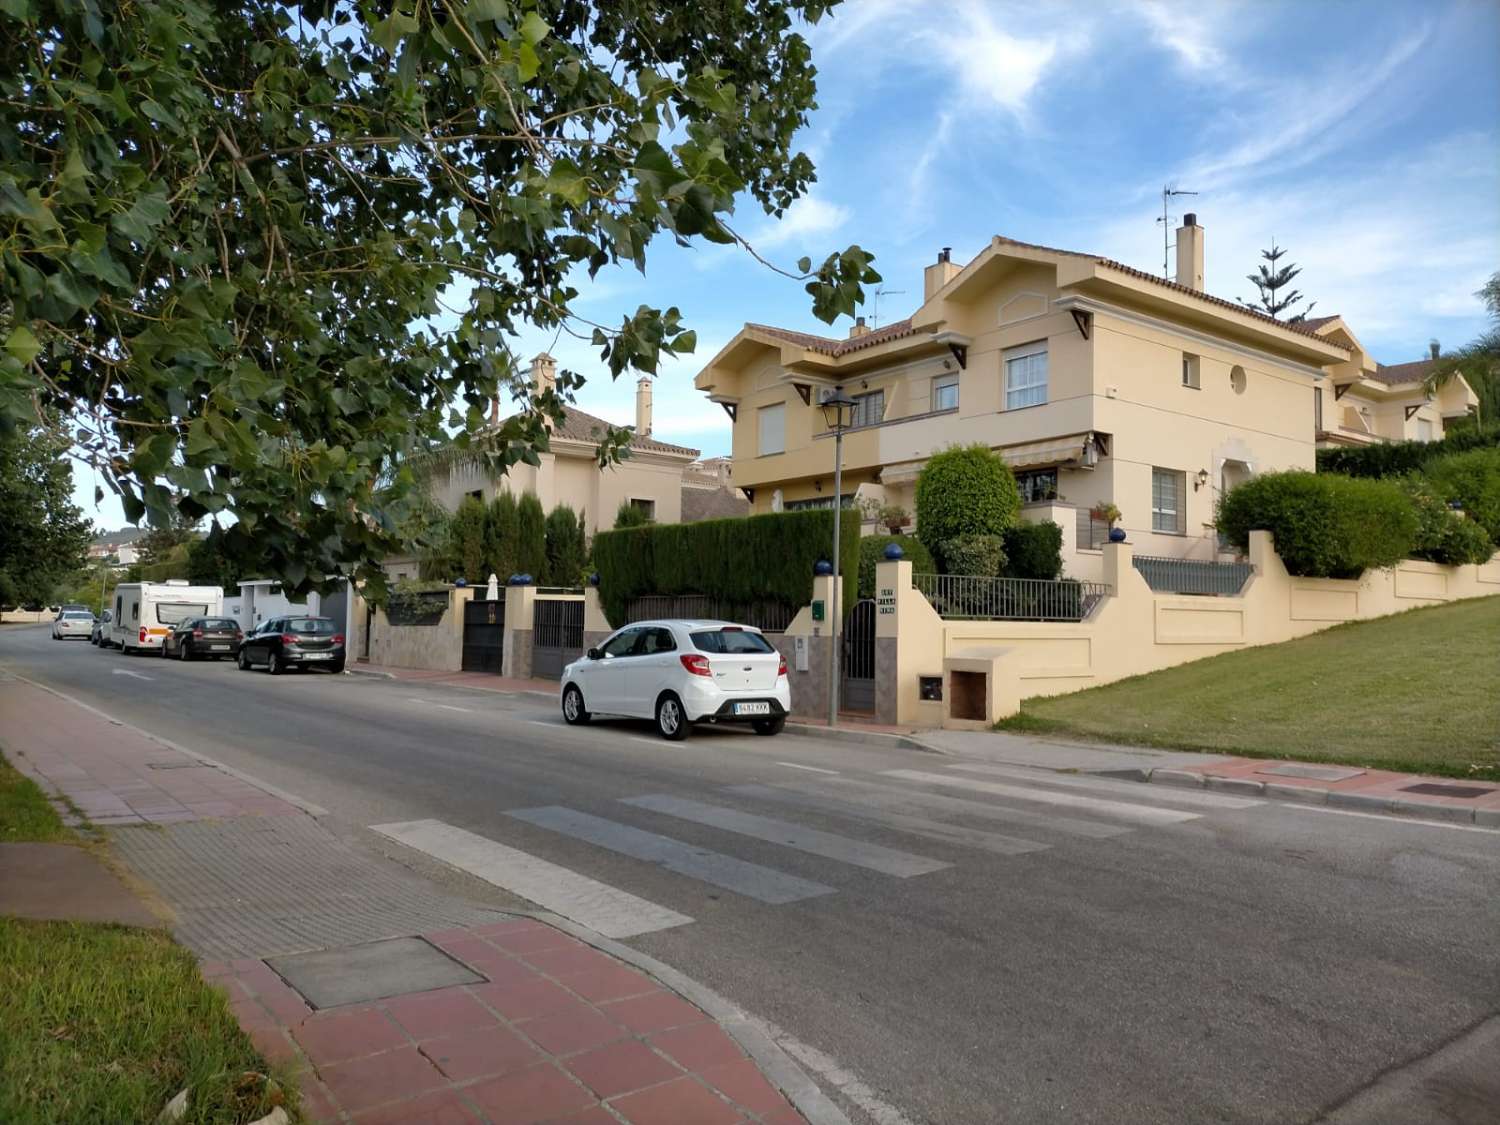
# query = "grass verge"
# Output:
<box><xmin>0</xmin><ymin>749</ymin><xmax>70</xmax><ymax>843</ymax></box>
<box><xmin>997</xmin><ymin>596</ymin><xmax>1500</xmax><ymax>781</ymax></box>
<box><xmin>0</xmin><ymin>919</ymin><xmax>297</xmax><ymax>1125</ymax></box>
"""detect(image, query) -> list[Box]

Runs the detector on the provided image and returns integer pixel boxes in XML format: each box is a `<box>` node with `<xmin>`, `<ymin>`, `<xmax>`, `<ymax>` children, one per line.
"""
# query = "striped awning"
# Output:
<box><xmin>998</xmin><ymin>433</ymin><xmax>1092</xmax><ymax>470</ymax></box>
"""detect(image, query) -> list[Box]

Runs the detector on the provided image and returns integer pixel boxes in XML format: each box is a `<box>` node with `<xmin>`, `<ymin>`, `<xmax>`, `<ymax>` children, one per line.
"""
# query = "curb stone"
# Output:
<box><xmin>1149</xmin><ymin>768</ymin><xmax>1206</xmax><ymax>789</ymax></box>
<box><xmin>1262</xmin><ymin>782</ymin><xmax>1327</xmax><ymax>806</ymax></box>
<box><xmin>1205</xmin><ymin>776</ymin><xmax>1266</xmax><ymax>797</ymax></box>
<box><xmin>784</xmin><ymin>722</ymin><xmax>939</xmax><ymax>756</ymax></box>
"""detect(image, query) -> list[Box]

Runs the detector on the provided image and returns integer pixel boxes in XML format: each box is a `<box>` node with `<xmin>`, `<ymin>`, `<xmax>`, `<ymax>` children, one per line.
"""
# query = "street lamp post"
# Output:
<box><xmin>819</xmin><ymin>386</ymin><xmax>856</xmax><ymax>727</ymax></box>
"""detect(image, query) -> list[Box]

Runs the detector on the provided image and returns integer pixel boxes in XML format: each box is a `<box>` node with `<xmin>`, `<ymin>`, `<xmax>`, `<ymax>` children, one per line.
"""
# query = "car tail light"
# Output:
<box><xmin>332</xmin><ymin>633</ymin><xmax>344</xmax><ymax>646</ymax></box>
<box><xmin>777</xmin><ymin>654</ymin><xmax>788</xmax><ymax>677</ymax></box>
<box><xmin>679</xmin><ymin>653</ymin><xmax>712</xmax><ymax>677</ymax></box>
<box><xmin>139</xmin><ymin>628</ymin><xmax>147</xmax><ymax>642</ymax></box>
<box><xmin>192</xmin><ymin>629</ymin><xmax>204</xmax><ymax>638</ymax></box>
<box><xmin>281</xmin><ymin>633</ymin><xmax>299</xmax><ymax>645</ymax></box>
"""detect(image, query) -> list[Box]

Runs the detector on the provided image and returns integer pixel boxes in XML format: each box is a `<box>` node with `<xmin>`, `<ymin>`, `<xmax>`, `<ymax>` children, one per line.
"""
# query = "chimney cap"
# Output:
<box><xmin>939</xmin><ymin>247</ymin><xmax>951</xmax><ymax>262</ymax></box>
<box><xmin>1183</xmin><ymin>212</ymin><xmax>1198</xmax><ymax>227</ymax></box>
<box><xmin>1429</xmin><ymin>339</ymin><xmax>1441</xmax><ymax>360</ymax></box>
<box><xmin>856</xmin><ymin>315</ymin><xmax>866</xmax><ymax>326</ymax></box>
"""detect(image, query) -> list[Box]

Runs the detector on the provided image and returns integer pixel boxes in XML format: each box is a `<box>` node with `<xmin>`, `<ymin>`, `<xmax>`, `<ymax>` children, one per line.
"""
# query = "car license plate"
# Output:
<box><xmin>210</xmin><ymin>644</ymin><xmax>229</xmax><ymax>651</ymax></box>
<box><xmin>733</xmin><ymin>702</ymin><xmax>771</xmax><ymax>716</ymax></box>
<box><xmin>304</xmin><ymin>652</ymin><xmax>331</xmax><ymax>660</ymax></box>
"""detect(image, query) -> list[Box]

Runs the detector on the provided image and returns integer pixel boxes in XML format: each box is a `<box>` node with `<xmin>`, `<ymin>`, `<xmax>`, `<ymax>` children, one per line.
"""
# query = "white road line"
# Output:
<box><xmin>408</xmin><ymin>697</ymin><xmax>471</xmax><ymax>713</ymax></box>
<box><xmin>943</xmin><ymin>762</ymin><xmax>1262</xmax><ymax>810</ymax></box>
<box><xmin>776</xmin><ymin>762</ymin><xmax>840</xmax><ymax>775</ymax></box>
<box><xmin>111</xmin><ymin>668</ymin><xmax>152</xmax><ymax>680</ymax></box>
<box><xmin>370</xmin><ymin>819</ymin><xmax>692</xmax><ymax>938</ymax></box>
<box><xmin>794</xmin><ymin>775</ymin><xmax>1131</xmax><ymax>839</ymax></box>
<box><xmin>622</xmin><ymin>794</ymin><xmax>951</xmax><ymax>877</ymax></box>
<box><xmin>1284</xmin><ymin>805</ymin><xmax>1500</xmax><ymax>834</ymax></box>
<box><xmin>881</xmin><ymin>770</ymin><xmax>1201</xmax><ymax>826</ymax></box>
<box><xmin>507</xmin><ymin>806</ymin><xmax>835</xmax><ymax>904</ymax></box>
<box><xmin>729</xmin><ymin>784</ymin><xmax>1050</xmax><ymax>858</ymax></box>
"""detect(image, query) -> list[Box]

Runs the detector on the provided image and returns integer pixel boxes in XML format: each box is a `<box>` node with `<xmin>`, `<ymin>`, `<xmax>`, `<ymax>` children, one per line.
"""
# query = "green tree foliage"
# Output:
<box><xmin>135</xmin><ymin>512</ymin><xmax>198</xmax><ymax>567</ymax></box>
<box><xmin>1424</xmin><ymin>272</ymin><xmax>1500</xmax><ymax>428</ymax></box>
<box><xmin>1240</xmin><ymin>241</ymin><xmax>1316</xmax><ymax>322</ymax></box>
<box><xmin>613</xmin><ymin>501</ymin><xmax>650</xmax><ymax>529</ymax></box>
<box><xmin>543</xmin><ymin>505</ymin><xmax>587</xmax><ymax>587</ymax></box>
<box><xmin>941</xmin><ymin>534</ymin><xmax>1006</xmax><ymax>578</ymax></box>
<box><xmin>0</xmin><ymin>426</ymin><xmax>92</xmax><ymax>606</ymax></box>
<box><xmin>1002</xmin><ymin>522</ymin><xmax>1064</xmax><ymax>580</ymax></box>
<box><xmin>484</xmin><ymin>493</ymin><xmax>520</xmax><ymax>582</ymax></box>
<box><xmin>185</xmin><ymin>527</ymin><xmax>242</xmax><ymax>593</ymax></box>
<box><xmin>1316</xmin><ymin>424</ymin><xmax>1500</xmax><ymax>478</ymax></box>
<box><xmin>1422</xmin><ymin>447</ymin><xmax>1500</xmax><ymax>547</ymax></box>
<box><xmin>592</xmin><ymin>510</ymin><xmax>859</xmax><ymax>627</ymax></box>
<box><xmin>1400</xmin><ymin>476</ymin><xmax>1495</xmax><ymax>565</ymax></box>
<box><xmin>857</xmin><ymin>535</ymin><xmax>933</xmax><ymax>598</ymax></box>
<box><xmin>515</xmin><ymin>493</ymin><xmax>547</xmax><ymax>579</ymax></box>
<box><xmin>447</xmin><ymin>496</ymin><xmax>488</xmax><ymax>582</ymax></box>
<box><xmin>914</xmin><ymin>445</ymin><xmax>1021</xmax><ymax>571</ymax></box>
<box><xmin>1216</xmin><ymin>471</ymin><xmax>1418</xmax><ymax>578</ymax></box>
<box><xmin>0</xmin><ymin>0</ymin><xmax>878</xmax><ymax>601</ymax></box>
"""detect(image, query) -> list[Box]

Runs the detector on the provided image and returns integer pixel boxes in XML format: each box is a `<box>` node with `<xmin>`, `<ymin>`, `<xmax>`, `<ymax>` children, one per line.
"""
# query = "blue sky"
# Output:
<box><xmin>77</xmin><ymin>0</ymin><xmax>1500</xmax><ymax>530</ymax></box>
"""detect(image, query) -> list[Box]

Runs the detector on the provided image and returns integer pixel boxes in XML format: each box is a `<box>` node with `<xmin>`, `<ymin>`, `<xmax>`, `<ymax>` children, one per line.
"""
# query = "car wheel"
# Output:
<box><xmin>179</xmin><ymin>640</ymin><xmax>191</xmax><ymax>661</ymax></box>
<box><xmin>752</xmin><ymin>717</ymin><xmax>786</xmax><ymax>737</ymax></box>
<box><xmin>328</xmin><ymin>659</ymin><xmax>346</xmax><ymax>674</ymax></box>
<box><xmin>160</xmin><ymin>640</ymin><xmax>170</xmax><ymax>657</ymax></box>
<box><xmin>237</xmin><ymin>649</ymin><xmax>251</xmax><ymax>671</ymax></box>
<box><xmin>655</xmin><ymin>693</ymin><xmax>690</xmax><ymax>741</ymax></box>
<box><xmin>267</xmin><ymin>651</ymin><xmax>283</xmax><ymax>675</ymax></box>
<box><xmin>562</xmin><ymin>685</ymin><xmax>590</xmax><ymax>725</ymax></box>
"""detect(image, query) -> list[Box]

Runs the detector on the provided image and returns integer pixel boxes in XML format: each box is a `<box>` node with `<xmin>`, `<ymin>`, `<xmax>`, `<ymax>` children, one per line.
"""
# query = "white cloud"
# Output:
<box><xmin>750</xmin><ymin>194</ymin><xmax>852</xmax><ymax>251</ymax></box>
<box><xmin>1127</xmin><ymin>0</ymin><xmax>1233</xmax><ymax>73</ymax></box>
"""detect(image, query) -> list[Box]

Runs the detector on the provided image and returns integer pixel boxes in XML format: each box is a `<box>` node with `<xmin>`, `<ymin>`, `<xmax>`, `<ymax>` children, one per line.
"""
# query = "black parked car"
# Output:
<box><xmin>237</xmin><ymin>615</ymin><xmax>345</xmax><ymax>674</ymax></box>
<box><xmin>162</xmin><ymin>616</ymin><xmax>243</xmax><ymax>661</ymax></box>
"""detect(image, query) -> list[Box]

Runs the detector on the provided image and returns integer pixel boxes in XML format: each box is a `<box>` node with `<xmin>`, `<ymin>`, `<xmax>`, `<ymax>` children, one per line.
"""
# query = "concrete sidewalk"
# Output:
<box><xmin>352</xmin><ymin>661</ymin><xmax>557</xmax><ymax>698</ymax></box>
<box><xmin>2</xmin><ymin>672</ymin><xmax>819</xmax><ymax>1124</ymax></box>
<box><xmin>919</xmin><ymin>729</ymin><xmax>1500</xmax><ymax>826</ymax></box>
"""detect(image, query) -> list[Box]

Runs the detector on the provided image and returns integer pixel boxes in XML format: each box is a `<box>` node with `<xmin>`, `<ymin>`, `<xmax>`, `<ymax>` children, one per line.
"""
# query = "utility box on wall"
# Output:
<box><xmin>793</xmin><ymin>635</ymin><xmax>809</xmax><ymax>672</ymax></box>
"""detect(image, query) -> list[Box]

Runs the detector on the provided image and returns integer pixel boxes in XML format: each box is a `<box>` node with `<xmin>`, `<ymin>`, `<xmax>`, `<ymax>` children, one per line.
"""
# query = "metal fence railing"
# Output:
<box><xmin>1131</xmin><ymin>555</ymin><xmax>1252</xmax><ymax>596</ymax></box>
<box><xmin>913</xmin><ymin>574</ymin><xmax>1109</xmax><ymax>622</ymax></box>
<box><xmin>623</xmin><ymin>595</ymin><xmax>796</xmax><ymax>634</ymax></box>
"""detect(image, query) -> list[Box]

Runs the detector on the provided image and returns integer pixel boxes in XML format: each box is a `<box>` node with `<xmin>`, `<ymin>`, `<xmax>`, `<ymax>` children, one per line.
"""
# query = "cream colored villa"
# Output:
<box><xmin>429</xmin><ymin>353</ymin><xmax>699</xmax><ymax>533</ymax></box>
<box><xmin>693</xmin><ymin>217</ymin><xmax>1479</xmax><ymax>576</ymax></box>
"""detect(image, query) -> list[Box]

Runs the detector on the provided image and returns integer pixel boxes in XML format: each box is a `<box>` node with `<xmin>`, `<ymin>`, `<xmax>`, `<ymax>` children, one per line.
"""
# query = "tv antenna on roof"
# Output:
<box><xmin>1157</xmin><ymin>184</ymin><xmax>1198</xmax><ymax>278</ymax></box>
<box><xmin>870</xmin><ymin>287</ymin><xmax>906</xmax><ymax>328</ymax></box>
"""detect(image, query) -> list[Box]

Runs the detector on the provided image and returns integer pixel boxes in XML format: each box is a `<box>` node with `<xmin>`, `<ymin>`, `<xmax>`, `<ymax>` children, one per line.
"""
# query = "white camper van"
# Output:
<box><xmin>109</xmin><ymin>581</ymin><xmax>225</xmax><ymax>654</ymax></box>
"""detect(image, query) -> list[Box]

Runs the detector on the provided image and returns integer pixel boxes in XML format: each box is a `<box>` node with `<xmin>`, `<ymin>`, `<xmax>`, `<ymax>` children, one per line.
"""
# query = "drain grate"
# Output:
<box><xmin>1399</xmin><ymin>782</ymin><xmax>1496</xmax><ymax>799</ymax></box>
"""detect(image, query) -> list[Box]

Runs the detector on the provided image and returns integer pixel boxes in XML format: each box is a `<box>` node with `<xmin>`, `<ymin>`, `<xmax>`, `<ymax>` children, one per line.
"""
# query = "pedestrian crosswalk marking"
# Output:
<box><xmin>942</xmin><ymin>763</ymin><xmax>1262</xmax><ymax>810</ymax></box>
<box><xmin>727</xmin><ymin>784</ymin><xmax>1052</xmax><ymax>857</ymax></box>
<box><xmin>507</xmin><ymin>806</ymin><xmax>836</xmax><ymax>904</ymax></box>
<box><xmin>370</xmin><ymin>819</ymin><xmax>693</xmax><ymax>938</ymax></box>
<box><xmin>880</xmin><ymin>770</ymin><xmax>1201</xmax><ymax>826</ymax></box>
<box><xmin>790</xmin><ymin>775</ymin><xmax>1132</xmax><ymax>839</ymax></box>
<box><xmin>621</xmin><ymin>794</ymin><xmax>953</xmax><ymax>877</ymax></box>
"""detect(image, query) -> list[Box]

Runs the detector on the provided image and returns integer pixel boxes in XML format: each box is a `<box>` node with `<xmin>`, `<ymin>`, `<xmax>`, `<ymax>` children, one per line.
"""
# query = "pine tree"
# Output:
<box><xmin>1241</xmin><ymin>241</ymin><xmax>1317</xmax><ymax>322</ymax></box>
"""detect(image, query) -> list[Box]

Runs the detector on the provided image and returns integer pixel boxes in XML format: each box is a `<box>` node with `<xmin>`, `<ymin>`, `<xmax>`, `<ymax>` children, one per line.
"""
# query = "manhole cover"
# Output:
<box><xmin>1257</xmin><ymin>763</ymin><xmax>1367</xmax><ymax>782</ymax></box>
<box><xmin>1399</xmin><ymin>782</ymin><xmax>1495</xmax><ymax>800</ymax></box>
<box><xmin>268</xmin><ymin>936</ymin><xmax>483</xmax><ymax>1009</ymax></box>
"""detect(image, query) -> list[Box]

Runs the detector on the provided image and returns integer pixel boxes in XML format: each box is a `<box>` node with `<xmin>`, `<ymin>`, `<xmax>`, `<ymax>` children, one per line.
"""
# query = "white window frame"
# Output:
<box><xmin>1004</xmin><ymin>342</ymin><xmax>1049</xmax><ymax>410</ymax></box>
<box><xmin>757</xmin><ymin>402</ymin><xmax>786</xmax><ymax>456</ymax></box>
<box><xmin>932</xmin><ymin>373</ymin><xmax>959</xmax><ymax>412</ymax></box>
<box><xmin>1151</xmin><ymin>467</ymin><xmax>1187</xmax><ymax>535</ymax></box>
<box><xmin>1181</xmin><ymin>353</ymin><xmax>1200</xmax><ymax>389</ymax></box>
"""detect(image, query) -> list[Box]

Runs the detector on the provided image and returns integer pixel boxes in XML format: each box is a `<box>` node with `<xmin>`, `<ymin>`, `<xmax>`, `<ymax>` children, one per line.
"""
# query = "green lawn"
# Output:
<box><xmin>0</xmin><ymin>750</ymin><xmax>298</xmax><ymax>1124</ymax></box>
<box><xmin>998</xmin><ymin>596</ymin><xmax>1500</xmax><ymax>781</ymax></box>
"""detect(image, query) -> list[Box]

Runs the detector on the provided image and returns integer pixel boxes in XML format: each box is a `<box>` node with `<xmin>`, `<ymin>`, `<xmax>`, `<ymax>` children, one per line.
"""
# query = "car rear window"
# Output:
<box><xmin>62</xmin><ymin>611</ymin><xmax>93</xmax><ymax>620</ymax></box>
<box><xmin>691</xmin><ymin>629</ymin><xmax>775</xmax><ymax>654</ymax></box>
<box><xmin>200</xmin><ymin>618</ymin><xmax>239</xmax><ymax>630</ymax></box>
<box><xmin>288</xmin><ymin>618</ymin><xmax>335</xmax><ymax>635</ymax></box>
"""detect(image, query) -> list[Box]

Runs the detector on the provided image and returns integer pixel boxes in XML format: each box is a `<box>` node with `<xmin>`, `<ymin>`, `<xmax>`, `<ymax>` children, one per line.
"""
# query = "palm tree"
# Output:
<box><xmin>1424</xmin><ymin>272</ymin><xmax>1500</xmax><ymax>428</ymax></box>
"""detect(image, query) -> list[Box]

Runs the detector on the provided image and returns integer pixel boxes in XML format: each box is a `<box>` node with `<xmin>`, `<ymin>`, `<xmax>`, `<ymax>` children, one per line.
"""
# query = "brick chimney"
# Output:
<box><xmin>847</xmin><ymin>316</ymin><xmax>870</xmax><ymax>339</ymax></box>
<box><xmin>1429</xmin><ymin>339</ymin><xmax>1441</xmax><ymax>361</ymax></box>
<box><xmin>530</xmin><ymin>352</ymin><xmax>557</xmax><ymax>397</ymax></box>
<box><xmin>923</xmin><ymin>246</ymin><xmax>962</xmax><ymax>300</ymax></box>
<box><xmin>635</xmin><ymin>376</ymin><xmax>652</xmax><ymax>436</ymax></box>
<box><xmin>1175</xmin><ymin>214</ymin><xmax>1204</xmax><ymax>291</ymax></box>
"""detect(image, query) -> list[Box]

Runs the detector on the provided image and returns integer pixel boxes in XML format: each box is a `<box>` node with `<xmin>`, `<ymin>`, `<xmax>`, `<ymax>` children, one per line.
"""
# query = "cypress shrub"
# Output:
<box><xmin>515</xmin><ymin>493</ymin><xmax>547</xmax><ymax>578</ymax></box>
<box><xmin>448</xmin><ymin>496</ymin><xmax>487</xmax><ymax>582</ymax></box>
<box><xmin>1216</xmin><ymin>471</ymin><xmax>1418</xmax><ymax>578</ymax></box>
<box><xmin>1421</xmin><ymin>446</ymin><xmax>1500</xmax><ymax>546</ymax></box>
<box><xmin>1401</xmin><ymin>476</ymin><xmax>1496</xmax><ymax>565</ymax></box>
<box><xmin>591</xmin><ymin>510</ymin><xmax>860</xmax><ymax>627</ymax></box>
<box><xmin>614</xmin><ymin>501</ymin><xmax>649</xmax><ymax>528</ymax></box>
<box><xmin>1002</xmin><ymin>521</ymin><xmax>1064</xmax><ymax>580</ymax></box>
<box><xmin>543</xmin><ymin>504</ymin><xmax>588</xmax><ymax>586</ymax></box>
<box><xmin>857</xmin><ymin>535</ymin><xmax>933</xmax><ymax>598</ymax></box>
<box><xmin>914</xmin><ymin>444</ymin><xmax>1021</xmax><ymax>569</ymax></box>
<box><xmin>1316</xmin><ymin>424</ymin><xmax>1500</xmax><ymax>478</ymax></box>
<box><xmin>484</xmin><ymin>492</ymin><xmax>519</xmax><ymax>582</ymax></box>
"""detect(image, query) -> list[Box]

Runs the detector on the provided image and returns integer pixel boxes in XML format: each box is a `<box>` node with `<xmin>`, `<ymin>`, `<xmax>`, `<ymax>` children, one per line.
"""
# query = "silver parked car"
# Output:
<box><xmin>52</xmin><ymin>610</ymin><xmax>95</xmax><ymax>640</ymax></box>
<box><xmin>91</xmin><ymin>609</ymin><xmax>113</xmax><ymax>645</ymax></box>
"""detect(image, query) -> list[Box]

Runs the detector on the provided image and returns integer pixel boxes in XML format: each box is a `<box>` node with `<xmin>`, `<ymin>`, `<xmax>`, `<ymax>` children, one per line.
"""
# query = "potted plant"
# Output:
<box><xmin>1091</xmin><ymin>502</ymin><xmax>1126</xmax><ymax>543</ymax></box>
<box><xmin>878</xmin><ymin>503</ymin><xmax>911</xmax><ymax>534</ymax></box>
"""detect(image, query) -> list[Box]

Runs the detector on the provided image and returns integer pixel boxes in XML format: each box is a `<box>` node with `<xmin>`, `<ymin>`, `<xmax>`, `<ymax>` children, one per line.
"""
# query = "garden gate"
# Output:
<box><xmin>461</xmin><ymin>596</ymin><xmax>505</xmax><ymax>674</ymax></box>
<box><xmin>533</xmin><ymin>598</ymin><xmax>585</xmax><ymax>679</ymax></box>
<box><xmin>841</xmin><ymin>598</ymin><xmax>877</xmax><ymax>713</ymax></box>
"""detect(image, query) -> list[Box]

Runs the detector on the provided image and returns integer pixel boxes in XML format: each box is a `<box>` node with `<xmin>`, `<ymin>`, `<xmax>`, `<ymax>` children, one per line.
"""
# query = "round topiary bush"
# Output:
<box><xmin>915</xmin><ymin>444</ymin><xmax>1021</xmax><ymax>570</ymax></box>
<box><xmin>857</xmin><ymin>535</ymin><xmax>933</xmax><ymax>598</ymax></box>
<box><xmin>1216</xmin><ymin>470</ymin><xmax>1418</xmax><ymax>578</ymax></box>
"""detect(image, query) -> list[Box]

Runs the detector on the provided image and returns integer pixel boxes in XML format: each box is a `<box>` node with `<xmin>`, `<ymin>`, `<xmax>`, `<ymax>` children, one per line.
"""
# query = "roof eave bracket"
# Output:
<box><xmin>945</xmin><ymin>342</ymin><xmax>968</xmax><ymax>370</ymax></box>
<box><xmin>1069</xmin><ymin>308</ymin><xmax>1092</xmax><ymax>340</ymax></box>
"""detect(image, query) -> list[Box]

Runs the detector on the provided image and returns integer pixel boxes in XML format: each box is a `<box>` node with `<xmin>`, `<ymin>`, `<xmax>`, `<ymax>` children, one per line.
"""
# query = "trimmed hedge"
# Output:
<box><xmin>915</xmin><ymin>445</ymin><xmax>1021</xmax><ymax>569</ymax></box>
<box><xmin>1402</xmin><ymin>476</ymin><xmax>1496</xmax><ymax>565</ymax></box>
<box><xmin>857</xmin><ymin>535</ymin><xmax>933</xmax><ymax>598</ymax></box>
<box><xmin>592</xmin><ymin>509</ymin><xmax>861</xmax><ymax>627</ymax></box>
<box><xmin>1421</xmin><ymin>446</ymin><xmax>1500</xmax><ymax>546</ymax></box>
<box><xmin>1216</xmin><ymin>471</ymin><xmax>1418</xmax><ymax>578</ymax></box>
<box><xmin>1316</xmin><ymin>424</ymin><xmax>1500</xmax><ymax>478</ymax></box>
<box><xmin>1002</xmin><ymin>521</ymin><xmax>1064</xmax><ymax>580</ymax></box>
<box><xmin>941</xmin><ymin>533</ymin><xmax>1006</xmax><ymax>577</ymax></box>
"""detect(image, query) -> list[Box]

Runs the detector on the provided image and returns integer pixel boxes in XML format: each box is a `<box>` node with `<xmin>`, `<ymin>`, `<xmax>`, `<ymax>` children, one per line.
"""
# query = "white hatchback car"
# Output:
<box><xmin>560</xmin><ymin>620</ymin><xmax>790</xmax><ymax>740</ymax></box>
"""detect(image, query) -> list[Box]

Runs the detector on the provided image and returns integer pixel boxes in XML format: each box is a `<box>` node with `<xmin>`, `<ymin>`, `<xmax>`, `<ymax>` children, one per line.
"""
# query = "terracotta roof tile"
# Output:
<box><xmin>551</xmin><ymin>405</ymin><xmax>699</xmax><ymax>458</ymax></box>
<box><xmin>1369</xmin><ymin>359</ymin><xmax>1435</xmax><ymax>387</ymax></box>
<box><xmin>746</xmin><ymin>318</ymin><xmax>917</xmax><ymax>357</ymax></box>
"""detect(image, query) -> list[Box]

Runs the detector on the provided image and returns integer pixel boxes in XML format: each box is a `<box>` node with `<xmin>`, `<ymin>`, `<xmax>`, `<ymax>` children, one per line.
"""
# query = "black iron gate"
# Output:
<box><xmin>462</xmin><ymin>597</ymin><xmax>505</xmax><ymax>674</ymax></box>
<box><xmin>532</xmin><ymin>598</ymin><xmax>584</xmax><ymax>680</ymax></box>
<box><xmin>841</xmin><ymin>599</ymin><xmax>876</xmax><ymax>712</ymax></box>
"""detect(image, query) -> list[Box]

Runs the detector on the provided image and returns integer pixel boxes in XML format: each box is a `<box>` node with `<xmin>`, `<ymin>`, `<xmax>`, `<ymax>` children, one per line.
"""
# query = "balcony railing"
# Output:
<box><xmin>913</xmin><ymin>574</ymin><xmax>1109</xmax><ymax>622</ymax></box>
<box><xmin>1132</xmin><ymin>555</ymin><xmax>1252</xmax><ymax>596</ymax></box>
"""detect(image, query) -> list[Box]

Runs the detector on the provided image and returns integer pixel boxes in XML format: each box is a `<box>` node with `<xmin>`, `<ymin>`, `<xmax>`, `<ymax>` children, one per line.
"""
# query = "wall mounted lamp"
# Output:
<box><xmin>1194</xmin><ymin>468</ymin><xmax>1210</xmax><ymax>491</ymax></box>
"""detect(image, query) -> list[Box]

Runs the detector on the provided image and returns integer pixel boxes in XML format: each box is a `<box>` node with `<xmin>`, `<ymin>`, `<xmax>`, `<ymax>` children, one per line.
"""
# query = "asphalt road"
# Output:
<box><xmin>4</xmin><ymin>625</ymin><xmax>1498</xmax><ymax>1125</ymax></box>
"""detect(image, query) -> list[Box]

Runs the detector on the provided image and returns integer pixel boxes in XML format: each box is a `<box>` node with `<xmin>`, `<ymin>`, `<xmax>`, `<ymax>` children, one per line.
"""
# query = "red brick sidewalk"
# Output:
<box><xmin>353</xmin><ymin>662</ymin><xmax>557</xmax><ymax>698</ymax></box>
<box><xmin>212</xmin><ymin>918</ymin><xmax>803</xmax><ymax>1125</ymax></box>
